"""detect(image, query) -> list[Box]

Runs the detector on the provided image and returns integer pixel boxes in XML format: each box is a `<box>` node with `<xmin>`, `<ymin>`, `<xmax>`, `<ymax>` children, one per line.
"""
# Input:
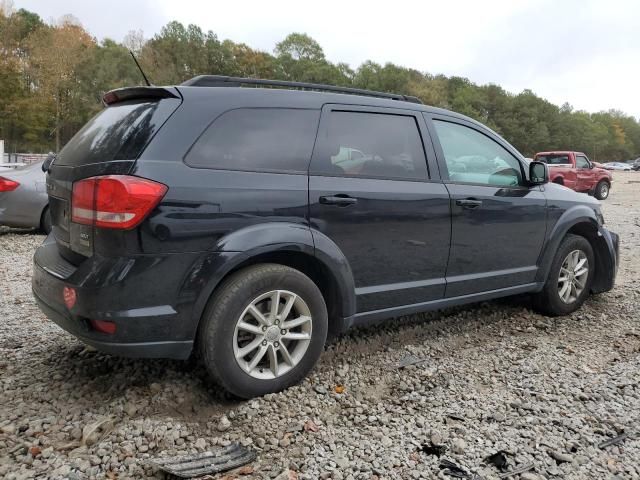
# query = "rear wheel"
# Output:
<box><xmin>40</xmin><ymin>207</ymin><xmax>52</xmax><ymax>234</ymax></box>
<box><xmin>199</xmin><ymin>264</ymin><xmax>328</xmax><ymax>398</ymax></box>
<box><xmin>594</xmin><ymin>180</ymin><xmax>610</xmax><ymax>200</ymax></box>
<box><xmin>533</xmin><ymin>234</ymin><xmax>594</xmax><ymax>316</ymax></box>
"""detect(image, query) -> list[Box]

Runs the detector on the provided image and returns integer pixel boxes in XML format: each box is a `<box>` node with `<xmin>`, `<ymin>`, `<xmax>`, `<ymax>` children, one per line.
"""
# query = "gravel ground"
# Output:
<box><xmin>1</xmin><ymin>172</ymin><xmax>639</xmax><ymax>480</ymax></box>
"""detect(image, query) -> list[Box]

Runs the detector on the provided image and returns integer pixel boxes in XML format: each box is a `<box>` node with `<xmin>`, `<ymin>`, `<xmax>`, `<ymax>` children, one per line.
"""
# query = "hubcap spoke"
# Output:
<box><xmin>279</xmin><ymin>342</ymin><xmax>293</xmax><ymax>366</ymax></box>
<box><xmin>280</xmin><ymin>294</ymin><xmax>297</xmax><ymax>321</ymax></box>
<box><xmin>267</xmin><ymin>344</ymin><xmax>279</xmax><ymax>376</ymax></box>
<box><xmin>574</xmin><ymin>267</ymin><xmax>588</xmax><ymax>277</ymax></box>
<box><xmin>270</xmin><ymin>290</ymin><xmax>281</xmax><ymax>320</ymax></box>
<box><xmin>237</xmin><ymin>321</ymin><xmax>264</xmax><ymax>335</ymax></box>
<box><xmin>247</xmin><ymin>344</ymin><xmax>268</xmax><ymax>371</ymax></box>
<box><xmin>248</xmin><ymin>305</ymin><xmax>269</xmax><ymax>326</ymax></box>
<box><xmin>283</xmin><ymin>331</ymin><xmax>311</xmax><ymax>341</ymax></box>
<box><xmin>575</xmin><ymin>257</ymin><xmax>587</xmax><ymax>271</ymax></box>
<box><xmin>236</xmin><ymin>336</ymin><xmax>263</xmax><ymax>359</ymax></box>
<box><xmin>282</xmin><ymin>314</ymin><xmax>312</xmax><ymax>330</ymax></box>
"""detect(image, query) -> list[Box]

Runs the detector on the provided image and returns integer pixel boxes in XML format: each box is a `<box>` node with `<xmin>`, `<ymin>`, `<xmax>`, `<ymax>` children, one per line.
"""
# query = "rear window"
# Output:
<box><xmin>185</xmin><ymin>108</ymin><xmax>320</xmax><ymax>173</ymax></box>
<box><xmin>536</xmin><ymin>154</ymin><xmax>570</xmax><ymax>165</ymax></box>
<box><xmin>56</xmin><ymin>98</ymin><xmax>180</xmax><ymax>166</ymax></box>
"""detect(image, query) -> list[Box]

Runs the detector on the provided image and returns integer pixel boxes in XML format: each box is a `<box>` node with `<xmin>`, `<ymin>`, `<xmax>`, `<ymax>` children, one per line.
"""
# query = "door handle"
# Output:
<box><xmin>319</xmin><ymin>195</ymin><xmax>358</xmax><ymax>207</ymax></box>
<box><xmin>456</xmin><ymin>198</ymin><xmax>483</xmax><ymax>209</ymax></box>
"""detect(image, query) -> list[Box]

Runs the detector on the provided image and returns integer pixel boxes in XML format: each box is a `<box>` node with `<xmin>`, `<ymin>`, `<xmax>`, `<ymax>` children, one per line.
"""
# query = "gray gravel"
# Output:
<box><xmin>1</xmin><ymin>172</ymin><xmax>639</xmax><ymax>479</ymax></box>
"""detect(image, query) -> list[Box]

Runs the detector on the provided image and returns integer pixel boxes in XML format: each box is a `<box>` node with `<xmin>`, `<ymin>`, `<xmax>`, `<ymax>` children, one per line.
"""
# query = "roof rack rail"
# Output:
<box><xmin>181</xmin><ymin>75</ymin><xmax>423</xmax><ymax>104</ymax></box>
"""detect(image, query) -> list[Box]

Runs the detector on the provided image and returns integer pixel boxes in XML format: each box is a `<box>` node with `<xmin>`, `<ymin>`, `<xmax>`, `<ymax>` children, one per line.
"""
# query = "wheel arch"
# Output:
<box><xmin>189</xmin><ymin>223</ymin><xmax>356</xmax><ymax>342</ymax></box>
<box><xmin>536</xmin><ymin>209</ymin><xmax>613</xmax><ymax>293</ymax></box>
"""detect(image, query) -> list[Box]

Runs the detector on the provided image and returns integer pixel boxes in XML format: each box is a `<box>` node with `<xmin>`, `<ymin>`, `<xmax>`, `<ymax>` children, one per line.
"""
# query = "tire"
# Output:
<box><xmin>594</xmin><ymin>180</ymin><xmax>610</xmax><ymax>200</ymax></box>
<box><xmin>532</xmin><ymin>234</ymin><xmax>594</xmax><ymax>316</ymax></box>
<box><xmin>40</xmin><ymin>207</ymin><xmax>52</xmax><ymax>234</ymax></box>
<box><xmin>199</xmin><ymin>263</ymin><xmax>328</xmax><ymax>399</ymax></box>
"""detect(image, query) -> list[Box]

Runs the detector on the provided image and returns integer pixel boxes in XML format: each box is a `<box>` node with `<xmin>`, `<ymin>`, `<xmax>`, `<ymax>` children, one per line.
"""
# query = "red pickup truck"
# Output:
<box><xmin>534</xmin><ymin>151</ymin><xmax>612</xmax><ymax>200</ymax></box>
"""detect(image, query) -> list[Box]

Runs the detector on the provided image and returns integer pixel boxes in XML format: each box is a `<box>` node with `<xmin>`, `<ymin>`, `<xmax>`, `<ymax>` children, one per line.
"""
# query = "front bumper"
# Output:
<box><xmin>591</xmin><ymin>226</ymin><xmax>619</xmax><ymax>294</ymax></box>
<box><xmin>31</xmin><ymin>235</ymin><xmax>195</xmax><ymax>359</ymax></box>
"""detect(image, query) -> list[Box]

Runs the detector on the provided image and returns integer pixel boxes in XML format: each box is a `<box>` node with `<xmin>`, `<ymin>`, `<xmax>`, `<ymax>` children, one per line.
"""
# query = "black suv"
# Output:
<box><xmin>33</xmin><ymin>76</ymin><xmax>619</xmax><ymax>398</ymax></box>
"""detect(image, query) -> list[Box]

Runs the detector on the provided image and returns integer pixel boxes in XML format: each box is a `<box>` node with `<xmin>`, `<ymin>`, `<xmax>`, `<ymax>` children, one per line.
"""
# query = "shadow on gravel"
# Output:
<box><xmin>35</xmin><ymin>342</ymin><xmax>242</xmax><ymax>421</ymax></box>
<box><xmin>0</xmin><ymin>226</ymin><xmax>41</xmax><ymax>236</ymax></box>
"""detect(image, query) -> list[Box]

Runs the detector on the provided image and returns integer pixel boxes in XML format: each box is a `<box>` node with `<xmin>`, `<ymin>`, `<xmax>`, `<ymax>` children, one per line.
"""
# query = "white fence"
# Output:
<box><xmin>2</xmin><ymin>153</ymin><xmax>49</xmax><ymax>165</ymax></box>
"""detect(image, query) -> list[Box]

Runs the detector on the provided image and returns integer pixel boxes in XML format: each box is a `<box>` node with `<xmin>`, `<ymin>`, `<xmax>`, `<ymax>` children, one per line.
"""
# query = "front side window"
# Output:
<box><xmin>312</xmin><ymin>111</ymin><xmax>428</xmax><ymax>180</ymax></box>
<box><xmin>186</xmin><ymin>108</ymin><xmax>320</xmax><ymax>173</ymax></box>
<box><xmin>576</xmin><ymin>155</ymin><xmax>590</xmax><ymax>169</ymax></box>
<box><xmin>433</xmin><ymin>120</ymin><xmax>523</xmax><ymax>187</ymax></box>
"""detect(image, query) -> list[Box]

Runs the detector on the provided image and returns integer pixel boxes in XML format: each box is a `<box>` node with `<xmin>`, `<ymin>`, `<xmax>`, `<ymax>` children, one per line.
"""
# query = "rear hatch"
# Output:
<box><xmin>46</xmin><ymin>87</ymin><xmax>181</xmax><ymax>262</ymax></box>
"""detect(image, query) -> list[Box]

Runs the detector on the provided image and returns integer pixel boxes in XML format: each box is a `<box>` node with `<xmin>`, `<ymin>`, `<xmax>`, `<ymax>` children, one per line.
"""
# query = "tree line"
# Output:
<box><xmin>1</xmin><ymin>6</ymin><xmax>639</xmax><ymax>161</ymax></box>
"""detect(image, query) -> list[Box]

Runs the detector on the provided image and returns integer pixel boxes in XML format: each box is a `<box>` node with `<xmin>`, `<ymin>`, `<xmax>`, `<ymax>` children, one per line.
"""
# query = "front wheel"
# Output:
<box><xmin>199</xmin><ymin>264</ymin><xmax>328</xmax><ymax>398</ymax></box>
<box><xmin>594</xmin><ymin>180</ymin><xmax>610</xmax><ymax>200</ymax></box>
<box><xmin>532</xmin><ymin>234</ymin><xmax>594</xmax><ymax>316</ymax></box>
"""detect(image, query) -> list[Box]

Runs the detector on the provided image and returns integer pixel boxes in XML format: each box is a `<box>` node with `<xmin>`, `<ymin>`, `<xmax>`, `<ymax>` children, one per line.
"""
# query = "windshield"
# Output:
<box><xmin>56</xmin><ymin>98</ymin><xmax>180</xmax><ymax>166</ymax></box>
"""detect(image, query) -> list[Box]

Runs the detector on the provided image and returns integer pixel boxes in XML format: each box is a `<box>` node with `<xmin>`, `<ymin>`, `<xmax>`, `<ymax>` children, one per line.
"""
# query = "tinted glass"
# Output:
<box><xmin>57</xmin><ymin>99</ymin><xmax>180</xmax><ymax>166</ymax></box>
<box><xmin>536</xmin><ymin>154</ymin><xmax>570</xmax><ymax>165</ymax></box>
<box><xmin>433</xmin><ymin>120</ymin><xmax>523</xmax><ymax>186</ymax></box>
<box><xmin>575</xmin><ymin>155</ymin><xmax>590</xmax><ymax>168</ymax></box>
<box><xmin>186</xmin><ymin>108</ymin><xmax>320</xmax><ymax>173</ymax></box>
<box><xmin>313</xmin><ymin>111</ymin><xmax>428</xmax><ymax>180</ymax></box>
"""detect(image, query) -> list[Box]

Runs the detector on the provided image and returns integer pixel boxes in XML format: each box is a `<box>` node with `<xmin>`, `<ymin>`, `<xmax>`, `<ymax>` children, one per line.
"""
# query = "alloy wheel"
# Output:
<box><xmin>233</xmin><ymin>290</ymin><xmax>312</xmax><ymax>379</ymax></box>
<box><xmin>557</xmin><ymin>249</ymin><xmax>589</xmax><ymax>304</ymax></box>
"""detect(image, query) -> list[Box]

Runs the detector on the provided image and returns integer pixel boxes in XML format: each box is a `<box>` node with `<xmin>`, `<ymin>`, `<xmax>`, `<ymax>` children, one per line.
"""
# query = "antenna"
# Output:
<box><xmin>129</xmin><ymin>50</ymin><xmax>151</xmax><ymax>87</ymax></box>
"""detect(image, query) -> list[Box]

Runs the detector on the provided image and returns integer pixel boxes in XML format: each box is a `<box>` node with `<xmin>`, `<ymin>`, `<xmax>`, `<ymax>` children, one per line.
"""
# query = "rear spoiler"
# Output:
<box><xmin>102</xmin><ymin>86</ymin><xmax>180</xmax><ymax>106</ymax></box>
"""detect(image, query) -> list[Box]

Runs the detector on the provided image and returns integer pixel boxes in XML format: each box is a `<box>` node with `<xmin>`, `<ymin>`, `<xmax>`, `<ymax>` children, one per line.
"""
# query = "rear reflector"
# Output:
<box><xmin>89</xmin><ymin>319</ymin><xmax>117</xmax><ymax>335</ymax></box>
<box><xmin>63</xmin><ymin>286</ymin><xmax>77</xmax><ymax>309</ymax></box>
<box><xmin>0</xmin><ymin>177</ymin><xmax>20</xmax><ymax>192</ymax></box>
<box><xmin>71</xmin><ymin>175</ymin><xmax>167</xmax><ymax>230</ymax></box>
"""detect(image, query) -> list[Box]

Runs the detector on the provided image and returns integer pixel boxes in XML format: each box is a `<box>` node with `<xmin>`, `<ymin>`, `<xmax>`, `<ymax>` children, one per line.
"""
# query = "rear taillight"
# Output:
<box><xmin>0</xmin><ymin>177</ymin><xmax>20</xmax><ymax>192</ymax></box>
<box><xmin>71</xmin><ymin>175</ymin><xmax>167</xmax><ymax>230</ymax></box>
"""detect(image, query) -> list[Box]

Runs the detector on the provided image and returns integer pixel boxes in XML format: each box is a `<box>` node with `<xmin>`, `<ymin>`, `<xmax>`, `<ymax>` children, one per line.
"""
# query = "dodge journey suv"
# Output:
<box><xmin>33</xmin><ymin>76</ymin><xmax>619</xmax><ymax>398</ymax></box>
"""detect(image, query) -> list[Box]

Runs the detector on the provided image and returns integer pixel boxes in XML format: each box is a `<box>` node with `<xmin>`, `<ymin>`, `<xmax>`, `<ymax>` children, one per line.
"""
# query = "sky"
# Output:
<box><xmin>17</xmin><ymin>0</ymin><xmax>640</xmax><ymax>118</ymax></box>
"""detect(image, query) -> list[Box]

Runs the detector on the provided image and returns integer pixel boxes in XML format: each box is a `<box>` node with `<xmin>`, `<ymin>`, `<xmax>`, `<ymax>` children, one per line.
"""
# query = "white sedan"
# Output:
<box><xmin>603</xmin><ymin>162</ymin><xmax>633</xmax><ymax>171</ymax></box>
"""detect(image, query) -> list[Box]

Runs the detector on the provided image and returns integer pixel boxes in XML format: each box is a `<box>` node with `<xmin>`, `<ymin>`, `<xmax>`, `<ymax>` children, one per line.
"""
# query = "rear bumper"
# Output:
<box><xmin>32</xmin><ymin>290</ymin><xmax>192</xmax><ymax>358</ymax></box>
<box><xmin>32</xmin><ymin>235</ymin><xmax>196</xmax><ymax>359</ymax></box>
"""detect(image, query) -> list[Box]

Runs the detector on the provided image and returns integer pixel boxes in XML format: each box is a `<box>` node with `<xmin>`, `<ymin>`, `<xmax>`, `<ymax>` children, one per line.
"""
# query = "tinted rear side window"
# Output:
<box><xmin>56</xmin><ymin>98</ymin><xmax>180</xmax><ymax>166</ymax></box>
<box><xmin>186</xmin><ymin>108</ymin><xmax>320</xmax><ymax>173</ymax></box>
<box><xmin>312</xmin><ymin>111</ymin><xmax>428</xmax><ymax>180</ymax></box>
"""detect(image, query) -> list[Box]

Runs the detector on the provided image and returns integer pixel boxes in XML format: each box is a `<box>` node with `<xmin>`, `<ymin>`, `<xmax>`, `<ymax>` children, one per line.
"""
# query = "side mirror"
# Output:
<box><xmin>42</xmin><ymin>152</ymin><xmax>56</xmax><ymax>173</ymax></box>
<box><xmin>529</xmin><ymin>161</ymin><xmax>548</xmax><ymax>185</ymax></box>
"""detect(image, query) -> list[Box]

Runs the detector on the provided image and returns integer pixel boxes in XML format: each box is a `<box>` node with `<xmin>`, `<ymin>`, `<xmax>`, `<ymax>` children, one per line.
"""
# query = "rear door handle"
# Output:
<box><xmin>319</xmin><ymin>195</ymin><xmax>358</xmax><ymax>207</ymax></box>
<box><xmin>456</xmin><ymin>198</ymin><xmax>483</xmax><ymax>209</ymax></box>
